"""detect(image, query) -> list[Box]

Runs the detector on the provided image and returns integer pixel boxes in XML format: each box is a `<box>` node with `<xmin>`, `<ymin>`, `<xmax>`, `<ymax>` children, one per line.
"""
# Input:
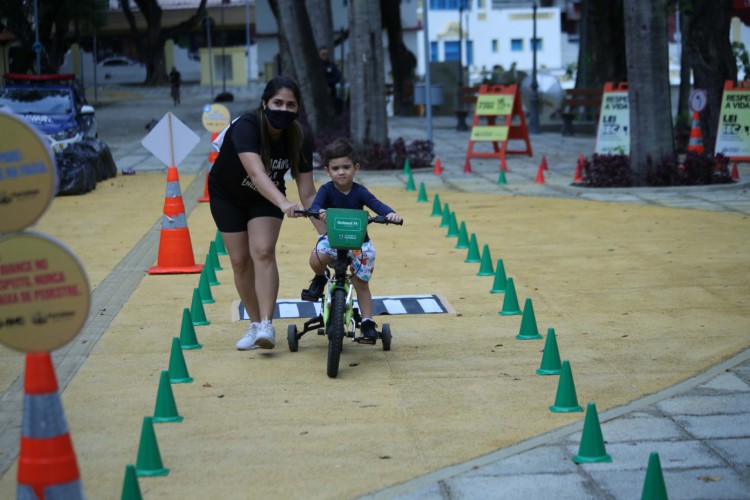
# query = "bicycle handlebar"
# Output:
<box><xmin>294</xmin><ymin>209</ymin><xmax>403</xmax><ymax>226</ymax></box>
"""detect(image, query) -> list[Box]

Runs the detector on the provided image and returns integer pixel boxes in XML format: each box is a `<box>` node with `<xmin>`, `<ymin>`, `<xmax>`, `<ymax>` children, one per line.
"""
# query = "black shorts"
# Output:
<box><xmin>209</xmin><ymin>185</ymin><xmax>283</xmax><ymax>233</ymax></box>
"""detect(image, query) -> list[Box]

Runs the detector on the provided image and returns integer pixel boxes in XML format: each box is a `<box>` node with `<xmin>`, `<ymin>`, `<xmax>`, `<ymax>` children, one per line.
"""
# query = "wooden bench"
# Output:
<box><xmin>561</xmin><ymin>87</ymin><xmax>603</xmax><ymax>136</ymax></box>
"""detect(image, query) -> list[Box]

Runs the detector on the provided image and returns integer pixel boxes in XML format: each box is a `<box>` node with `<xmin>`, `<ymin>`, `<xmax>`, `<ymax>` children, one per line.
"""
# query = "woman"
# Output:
<box><xmin>209</xmin><ymin>76</ymin><xmax>324</xmax><ymax>351</ymax></box>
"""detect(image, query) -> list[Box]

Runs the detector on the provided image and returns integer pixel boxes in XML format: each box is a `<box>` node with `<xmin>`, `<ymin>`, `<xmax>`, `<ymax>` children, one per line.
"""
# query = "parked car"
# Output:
<box><xmin>96</xmin><ymin>56</ymin><xmax>146</xmax><ymax>84</ymax></box>
<box><xmin>0</xmin><ymin>73</ymin><xmax>97</xmax><ymax>152</ymax></box>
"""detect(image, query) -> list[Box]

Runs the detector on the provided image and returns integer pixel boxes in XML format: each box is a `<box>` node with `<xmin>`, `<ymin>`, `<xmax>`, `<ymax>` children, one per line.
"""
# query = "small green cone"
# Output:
<box><xmin>406</xmin><ymin>172</ymin><xmax>416</xmax><ymax>191</ymax></box>
<box><xmin>403</xmin><ymin>157</ymin><xmax>411</xmax><ymax>175</ymax></box>
<box><xmin>179</xmin><ymin>308</ymin><xmax>202</xmax><ymax>350</ymax></box>
<box><xmin>135</xmin><ymin>416</ymin><xmax>169</xmax><ymax>476</ymax></box>
<box><xmin>641</xmin><ymin>452</ymin><xmax>669</xmax><ymax>500</ymax></box>
<box><xmin>190</xmin><ymin>287</ymin><xmax>210</xmax><ymax>326</ymax></box>
<box><xmin>439</xmin><ymin>203</ymin><xmax>451</xmax><ymax>227</ymax></box>
<box><xmin>516</xmin><ymin>297</ymin><xmax>543</xmax><ymax>339</ymax></box>
<box><xmin>477</xmin><ymin>244</ymin><xmax>494</xmax><ymax>276</ymax></box>
<box><xmin>499</xmin><ymin>277</ymin><xmax>522</xmax><ymax>315</ymax></box>
<box><xmin>490</xmin><ymin>259</ymin><xmax>507</xmax><ymax>293</ymax></box>
<box><xmin>446</xmin><ymin>212</ymin><xmax>460</xmax><ymax>238</ymax></box>
<box><xmin>209</xmin><ymin>241</ymin><xmax>223</xmax><ymax>270</ymax></box>
<box><xmin>214</xmin><ymin>229</ymin><xmax>228</xmax><ymax>255</ymax></box>
<box><xmin>417</xmin><ymin>182</ymin><xmax>428</xmax><ymax>202</ymax></box>
<box><xmin>465</xmin><ymin>233</ymin><xmax>481</xmax><ymax>263</ymax></box>
<box><xmin>497</xmin><ymin>169</ymin><xmax>507</xmax><ymax>185</ymax></box>
<box><xmin>549</xmin><ymin>360</ymin><xmax>584</xmax><ymax>413</ymax></box>
<box><xmin>431</xmin><ymin>194</ymin><xmax>442</xmax><ymax>217</ymax></box>
<box><xmin>537</xmin><ymin>328</ymin><xmax>562</xmax><ymax>375</ymax></box>
<box><xmin>121</xmin><ymin>464</ymin><xmax>143</xmax><ymax>500</ymax></box>
<box><xmin>169</xmin><ymin>337</ymin><xmax>194</xmax><ymax>383</ymax></box>
<box><xmin>153</xmin><ymin>370</ymin><xmax>184</xmax><ymax>423</ymax></box>
<box><xmin>455</xmin><ymin>221</ymin><xmax>469</xmax><ymax>249</ymax></box>
<box><xmin>573</xmin><ymin>403</ymin><xmax>612</xmax><ymax>463</ymax></box>
<box><xmin>198</xmin><ymin>268</ymin><xmax>215</xmax><ymax>304</ymax></box>
<box><xmin>204</xmin><ymin>253</ymin><xmax>219</xmax><ymax>286</ymax></box>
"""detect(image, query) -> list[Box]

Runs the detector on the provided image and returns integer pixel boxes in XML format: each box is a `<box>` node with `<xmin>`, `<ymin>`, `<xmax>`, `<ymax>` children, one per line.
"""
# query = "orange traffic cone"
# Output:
<box><xmin>572</xmin><ymin>155</ymin><xmax>585</xmax><ymax>184</ymax></box>
<box><xmin>535</xmin><ymin>164</ymin><xmax>546</xmax><ymax>183</ymax></box>
<box><xmin>198</xmin><ymin>170</ymin><xmax>210</xmax><ymax>203</ymax></box>
<box><xmin>208</xmin><ymin>131</ymin><xmax>219</xmax><ymax>164</ymax></box>
<box><xmin>540</xmin><ymin>155</ymin><xmax>549</xmax><ymax>171</ymax></box>
<box><xmin>732</xmin><ymin>162</ymin><xmax>740</xmax><ymax>181</ymax></box>
<box><xmin>433</xmin><ymin>156</ymin><xmax>443</xmax><ymax>175</ymax></box>
<box><xmin>18</xmin><ymin>353</ymin><xmax>85</xmax><ymax>499</ymax></box>
<box><xmin>148</xmin><ymin>166</ymin><xmax>204</xmax><ymax>275</ymax></box>
<box><xmin>687</xmin><ymin>111</ymin><xmax>704</xmax><ymax>154</ymax></box>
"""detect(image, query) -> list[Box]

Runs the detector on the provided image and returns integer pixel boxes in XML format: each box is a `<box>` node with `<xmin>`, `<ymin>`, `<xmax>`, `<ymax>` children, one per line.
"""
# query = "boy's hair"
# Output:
<box><xmin>323</xmin><ymin>138</ymin><xmax>355</xmax><ymax>166</ymax></box>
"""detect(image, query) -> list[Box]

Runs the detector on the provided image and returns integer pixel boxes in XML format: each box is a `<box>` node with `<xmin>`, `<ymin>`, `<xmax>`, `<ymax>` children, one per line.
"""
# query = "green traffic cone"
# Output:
<box><xmin>204</xmin><ymin>253</ymin><xmax>220</xmax><ymax>286</ymax></box>
<box><xmin>190</xmin><ymin>287</ymin><xmax>210</xmax><ymax>326</ymax></box>
<box><xmin>198</xmin><ymin>268</ymin><xmax>215</xmax><ymax>304</ymax></box>
<box><xmin>121</xmin><ymin>464</ymin><xmax>143</xmax><ymax>500</ymax></box>
<box><xmin>455</xmin><ymin>221</ymin><xmax>469</xmax><ymax>249</ymax></box>
<box><xmin>406</xmin><ymin>172</ymin><xmax>416</xmax><ymax>191</ymax></box>
<box><xmin>490</xmin><ymin>259</ymin><xmax>507</xmax><ymax>293</ymax></box>
<box><xmin>516</xmin><ymin>297</ymin><xmax>543</xmax><ymax>339</ymax></box>
<box><xmin>135</xmin><ymin>416</ymin><xmax>169</xmax><ymax>476</ymax></box>
<box><xmin>209</xmin><ymin>241</ymin><xmax>223</xmax><ymax>270</ymax></box>
<box><xmin>497</xmin><ymin>169</ymin><xmax>507</xmax><ymax>185</ymax></box>
<box><xmin>446</xmin><ymin>212</ymin><xmax>460</xmax><ymax>238</ymax></box>
<box><xmin>179</xmin><ymin>308</ymin><xmax>202</xmax><ymax>350</ymax></box>
<box><xmin>573</xmin><ymin>403</ymin><xmax>612</xmax><ymax>463</ymax></box>
<box><xmin>439</xmin><ymin>203</ymin><xmax>451</xmax><ymax>227</ymax></box>
<box><xmin>477</xmin><ymin>244</ymin><xmax>494</xmax><ymax>276</ymax></box>
<box><xmin>214</xmin><ymin>229</ymin><xmax>228</xmax><ymax>255</ymax></box>
<box><xmin>499</xmin><ymin>277</ymin><xmax>522</xmax><ymax>315</ymax></box>
<box><xmin>641</xmin><ymin>452</ymin><xmax>669</xmax><ymax>500</ymax></box>
<box><xmin>403</xmin><ymin>157</ymin><xmax>411</xmax><ymax>175</ymax></box>
<box><xmin>153</xmin><ymin>370</ymin><xmax>183</xmax><ymax>423</ymax></box>
<box><xmin>169</xmin><ymin>337</ymin><xmax>194</xmax><ymax>383</ymax></box>
<box><xmin>549</xmin><ymin>360</ymin><xmax>584</xmax><ymax>413</ymax></box>
<box><xmin>417</xmin><ymin>182</ymin><xmax>428</xmax><ymax>202</ymax></box>
<box><xmin>537</xmin><ymin>328</ymin><xmax>562</xmax><ymax>375</ymax></box>
<box><xmin>465</xmin><ymin>233</ymin><xmax>481</xmax><ymax>263</ymax></box>
<box><xmin>431</xmin><ymin>194</ymin><xmax>442</xmax><ymax>217</ymax></box>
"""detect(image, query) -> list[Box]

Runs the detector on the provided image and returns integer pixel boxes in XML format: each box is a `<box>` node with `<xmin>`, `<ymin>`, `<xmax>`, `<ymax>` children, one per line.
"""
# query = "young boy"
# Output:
<box><xmin>301</xmin><ymin>138</ymin><xmax>402</xmax><ymax>342</ymax></box>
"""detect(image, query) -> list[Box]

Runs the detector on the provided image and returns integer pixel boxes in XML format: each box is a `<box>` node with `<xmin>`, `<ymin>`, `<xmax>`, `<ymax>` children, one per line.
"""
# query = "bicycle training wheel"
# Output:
<box><xmin>287</xmin><ymin>324</ymin><xmax>298</xmax><ymax>352</ymax></box>
<box><xmin>381</xmin><ymin>323</ymin><xmax>392</xmax><ymax>351</ymax></box>
<box><xmin>327</xmin><ymin>288</ymin><xmax>347</xmax><ymax>378</ymax></box>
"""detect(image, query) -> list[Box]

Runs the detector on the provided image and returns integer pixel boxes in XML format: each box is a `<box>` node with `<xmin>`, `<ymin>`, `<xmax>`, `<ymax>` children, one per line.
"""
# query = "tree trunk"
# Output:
<box><xmin>274</xmin><ymin>0</ymin><xmax>337</xmax><ymax>133</ymax></box>
<box><xmin>623</xmin><ymin>0</ymin><xmax>674</xmax><ymax>185</ymax></box>
<box><xmin>576</xmin><ymin>0</ymin><xmax>627</xmax><ymax>89</ymax></box>
<box><xmin>348</xmin><ymin>0</ymin><xmax>388</xmax><ymax>149</ymax></box>
<box><xmin>381</xmin><ymin>0</ymin><xmax>416</xmax><ymax>116</ymax></box>
<box><xmin>305</xmin><ymin>0</ymin><xmax>335</xmax><ymax>51</ymax></box>
<box><xmin>684</xmin><ymin>0</ymin><xmax>737</xmax><ymax>152</ymax></box>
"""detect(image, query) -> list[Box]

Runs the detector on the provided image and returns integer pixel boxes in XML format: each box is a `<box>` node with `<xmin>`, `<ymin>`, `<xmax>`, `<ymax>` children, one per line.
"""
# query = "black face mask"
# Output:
<box><xmin>264</xmin><ymin>107</ymin><xmax>298</xmax><ymax>130</ymax></box>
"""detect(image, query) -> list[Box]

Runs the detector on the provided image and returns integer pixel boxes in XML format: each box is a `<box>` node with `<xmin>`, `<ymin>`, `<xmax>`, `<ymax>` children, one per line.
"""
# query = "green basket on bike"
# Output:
<box><xmin>326</xmin><ymin>208</ymin><xmax>369</xmax><ymax>250</ymax></box>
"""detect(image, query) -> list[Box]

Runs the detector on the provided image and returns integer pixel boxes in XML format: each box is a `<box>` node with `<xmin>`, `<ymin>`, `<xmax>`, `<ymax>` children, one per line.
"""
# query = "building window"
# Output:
<box><xmin>491</xmin><ymin>39</ymin><xmax>498</xmax><ymax>52</ymax></box>
<box><xmin>430</xmin><ymin>0</ymin><xmax>468</xmax><ymax>9</ymax></box>
<box><xmin>430</xmin><ymin>41</ymin><xmax>439</xmax><ymax>62</ymax></box>
<box><xmin>511</xmin><ymin>38</ymin><xmax>523</xmax><ymax>52</ymax></box>
<box><xmin>531</xmin><ymin>38</ymin><xmax>542</xmax><ymax>50</ymax></box>
<box><xmin>444</xmin><ymin>41</ymin><xmax>460</xmax><ymax>61</ymax></box>
<box><xmin>467</xmin><ymin>40</ymin><xmax>473</xmax><ymax>65</ymax></box>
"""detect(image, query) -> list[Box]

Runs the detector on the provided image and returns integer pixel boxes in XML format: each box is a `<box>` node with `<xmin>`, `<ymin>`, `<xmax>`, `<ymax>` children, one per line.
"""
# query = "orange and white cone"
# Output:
<box><xmin>732</xmin><ymin>162</ymin><xmax>740</xmax><ymax>181</ymax></box>
<box><xmin>572</xmin><ymin>155</ymin><xmax>585</xmax><ymax>184</ymax></box>
<box><xmin>687</xmin><ymin>111</ymin><xmax>704</xmax><ymax>154</ymax></box>
<box><xmin>17</xmin><ymin>353</ymin><xmax>85</xmax><ymax>499</ymax></box>
<box><xmin>208</xmin><ymin>132</ymin><xmax>219</xmax><ymax>164</ymax></box>
<box><xmin>149</xmin><ymin>166</ymin><xmax>204</xmax><ymax>274</ymax></box>
<box><xmin>433</xmin><ymin>156</ymin><xmax>443</xmax><ymax>175</ymax></box>
<box><xmin>535</xmin><ymin>164</ymin><xmax>546</xmax><ymax>183</ymax></box>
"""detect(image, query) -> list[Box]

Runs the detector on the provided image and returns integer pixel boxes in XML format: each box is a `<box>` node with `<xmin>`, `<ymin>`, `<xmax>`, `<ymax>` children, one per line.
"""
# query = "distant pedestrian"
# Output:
<box><xmin>319</xmin><ymin>46</ymin><xmax>342</xmax><ymax>114</ymax></box>
<box><xmin>169</xmin><ymin>66</ymin><xmax>181</xmax><ymax>105</ymax></box>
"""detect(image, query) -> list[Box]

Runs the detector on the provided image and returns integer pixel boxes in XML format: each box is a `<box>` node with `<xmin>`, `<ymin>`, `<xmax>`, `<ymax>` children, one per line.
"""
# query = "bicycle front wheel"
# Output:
<box><xmin>327</xmin><ymin>287</ymin><xmax>346</xmax><ymax>378</ymax></box>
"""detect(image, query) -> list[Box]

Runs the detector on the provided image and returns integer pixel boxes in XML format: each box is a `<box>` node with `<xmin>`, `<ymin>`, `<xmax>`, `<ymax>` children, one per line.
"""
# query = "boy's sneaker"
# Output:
<box><xmin>254</xmin><ymin>319</ymin><xmax>276</xmax><ymax>349</ymax></box>
<box><xmin>360</xmin><ymin>319</ymin><xmax>378</xmax><ymax>344</ymax></box>
<box><xmin>301</xmin><ymin>273</ymin><xmax>328</xmax><ymax>301</ymax></box>
<box><xmin>236</xmin><ymin>322</ymin><xmax>260</xmax><ymax>351</ymax></box>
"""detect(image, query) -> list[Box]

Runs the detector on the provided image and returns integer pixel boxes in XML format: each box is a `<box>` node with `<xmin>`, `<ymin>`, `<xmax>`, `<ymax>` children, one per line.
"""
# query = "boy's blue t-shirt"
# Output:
<box><xmin>311</xmin><ymin>182</ymin><xmax>393</xmax><ymax>241</ymax></box>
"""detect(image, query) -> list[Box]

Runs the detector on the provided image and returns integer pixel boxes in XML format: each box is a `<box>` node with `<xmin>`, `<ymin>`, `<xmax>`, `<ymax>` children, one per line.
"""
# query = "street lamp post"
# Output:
<box><xmin>215</xmin><ymin>0</ymin><xmax>234</xmax><ymax>102</ymax></box>
<box><xmin>204</xmin><ymin>16</ymin><xmax>215</xmax><ymax>99</ymax></box>
<box><xmin>529</xmin><ymin>1</ymin><xmax>541</xmax><ymax>134</ymax></box>
<box><xmin>455</xmin><ymin>0</ymin><xmax>469</xmax><ymax>131</ymax></box>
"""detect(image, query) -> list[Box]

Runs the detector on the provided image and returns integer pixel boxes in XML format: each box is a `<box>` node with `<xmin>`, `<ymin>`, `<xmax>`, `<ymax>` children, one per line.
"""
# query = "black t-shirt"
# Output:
<box><xmin>209</xmin><ymin>111</ymin><xmax>313</xmax><ymax>204</ymax></box>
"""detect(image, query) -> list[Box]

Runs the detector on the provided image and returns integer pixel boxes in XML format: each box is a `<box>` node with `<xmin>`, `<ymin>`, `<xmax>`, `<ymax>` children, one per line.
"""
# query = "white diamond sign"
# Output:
<box><xmin>141</xmin><ymin>112</ymin><xmax>201</xmax><ymax>167</ymax></box>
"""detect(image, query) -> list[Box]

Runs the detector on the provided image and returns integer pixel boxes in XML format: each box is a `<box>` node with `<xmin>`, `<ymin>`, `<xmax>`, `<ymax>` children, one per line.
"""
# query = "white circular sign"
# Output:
<box><xmin>689</xmin><ymin>89</ymin><xmax>707</xmax><ymax>113</ymax></box>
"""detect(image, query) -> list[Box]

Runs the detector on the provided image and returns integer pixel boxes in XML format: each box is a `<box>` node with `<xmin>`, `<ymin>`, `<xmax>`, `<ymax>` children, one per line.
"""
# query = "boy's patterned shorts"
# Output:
<box><xmin>314</xmin><ymin>235</ymin><xmax>376</xmax><ymax>282</ymax></box>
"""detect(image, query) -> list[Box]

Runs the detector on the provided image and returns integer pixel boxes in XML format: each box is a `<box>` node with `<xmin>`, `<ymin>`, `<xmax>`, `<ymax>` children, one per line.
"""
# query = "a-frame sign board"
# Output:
<box><xmin>715</xmin><ymin>80</ymin><xmax>750</xmax><ymax>161</ymax></box>
<box><xmin>464</xmin><ymin>84</ymin><xmax>533</xmax><ymax>173</ymax></box>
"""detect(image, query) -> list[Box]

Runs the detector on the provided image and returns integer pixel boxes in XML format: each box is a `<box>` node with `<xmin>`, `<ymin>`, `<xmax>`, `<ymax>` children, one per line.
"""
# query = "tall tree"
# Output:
<box><xmin>381</xmin><ymin>0</ymin><xmax>416</xmax><ymax>116</ymax></box>
<box><xmin>624</xmin><ymin>0</ymin><xmax>674</xmax><ymax>185</ymax></box>
<box><xmin>682</xmin><ymin>0</ymin><xmax>736</xmax><ymax>152</ymax></box>
<box><xmin>305</xmin><ymin>0</ymin><xmax>334</xmax><ymax>51</ymax></box>
<box><xmin>120</xmin><ymin>0</ymin><xmax>206</xmax><ymax>85</ymax></box>
<box><xmin>348</xmin><ymin>0</ymin><xmax>388</xmax><ymax>148</ymax></box>
<box><xmin>576</xmin><ymin>0</ymin><xmax>627</xmax><ymax>88</ymax></box>
<box><xmin>270</xmin><ymin>0</ymin><xmax>337</xmax><ymax>134</ymax></box>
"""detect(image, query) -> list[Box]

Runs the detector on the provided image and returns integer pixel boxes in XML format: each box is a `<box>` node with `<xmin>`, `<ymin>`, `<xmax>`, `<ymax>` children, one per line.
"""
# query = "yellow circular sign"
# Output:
<box><xmin>201</xmin><ymin>103</ymin><xmax>231</xmax><ymax>133</ymax></box>
<box><xmin>0</xmin><ymin>232</ymin><xmax>90</xmax><ymax>352</ymax></box>
<box><xmin>0</xmin><ymin>111</ymin><xmax>57</xmax><ymax>233</ymax></box>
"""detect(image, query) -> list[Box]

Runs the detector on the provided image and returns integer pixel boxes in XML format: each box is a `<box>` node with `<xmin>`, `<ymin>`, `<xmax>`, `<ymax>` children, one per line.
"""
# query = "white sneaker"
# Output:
<box><xmin>236</xmin><ymin>322</ymin><xmax>260</xmax><ymax>350</ymax></box>
<box><xmin>254</xmin><ymin>318</ymin><xmax>276</xmax><ymax>349</ymax></box>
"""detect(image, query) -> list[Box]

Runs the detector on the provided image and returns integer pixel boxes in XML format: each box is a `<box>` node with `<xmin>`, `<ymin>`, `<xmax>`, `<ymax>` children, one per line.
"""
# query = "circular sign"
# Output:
<box><xmin>0</xmin><ymin>111</ymin><xmax>57</xmax><ymax>233</ymax></box>
<box><xmin>0</xmin><ymin>232</ymin><xmax>90</xmax><ymax>352</ymax></box>
<box><xmin>201</xmin><ymin>103</ymin><xmax>231</xmax><ymax>133</ymax></box>
<box><xmin>689</xmin><ymin>89</ymin><xmax>708</xmax><ymax>113</ymax></box>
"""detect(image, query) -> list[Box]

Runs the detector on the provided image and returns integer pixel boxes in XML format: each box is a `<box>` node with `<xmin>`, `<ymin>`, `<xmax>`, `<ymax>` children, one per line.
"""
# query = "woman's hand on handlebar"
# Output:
<box><xmin>281</xmin><ymin>200</ymin><xmax>304</xmax><ymax>218</ymax></box>
<box><xmin>293</xmin><ymin>208</ymin><xmax>324</xmax><ymax>221</ymax></box>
